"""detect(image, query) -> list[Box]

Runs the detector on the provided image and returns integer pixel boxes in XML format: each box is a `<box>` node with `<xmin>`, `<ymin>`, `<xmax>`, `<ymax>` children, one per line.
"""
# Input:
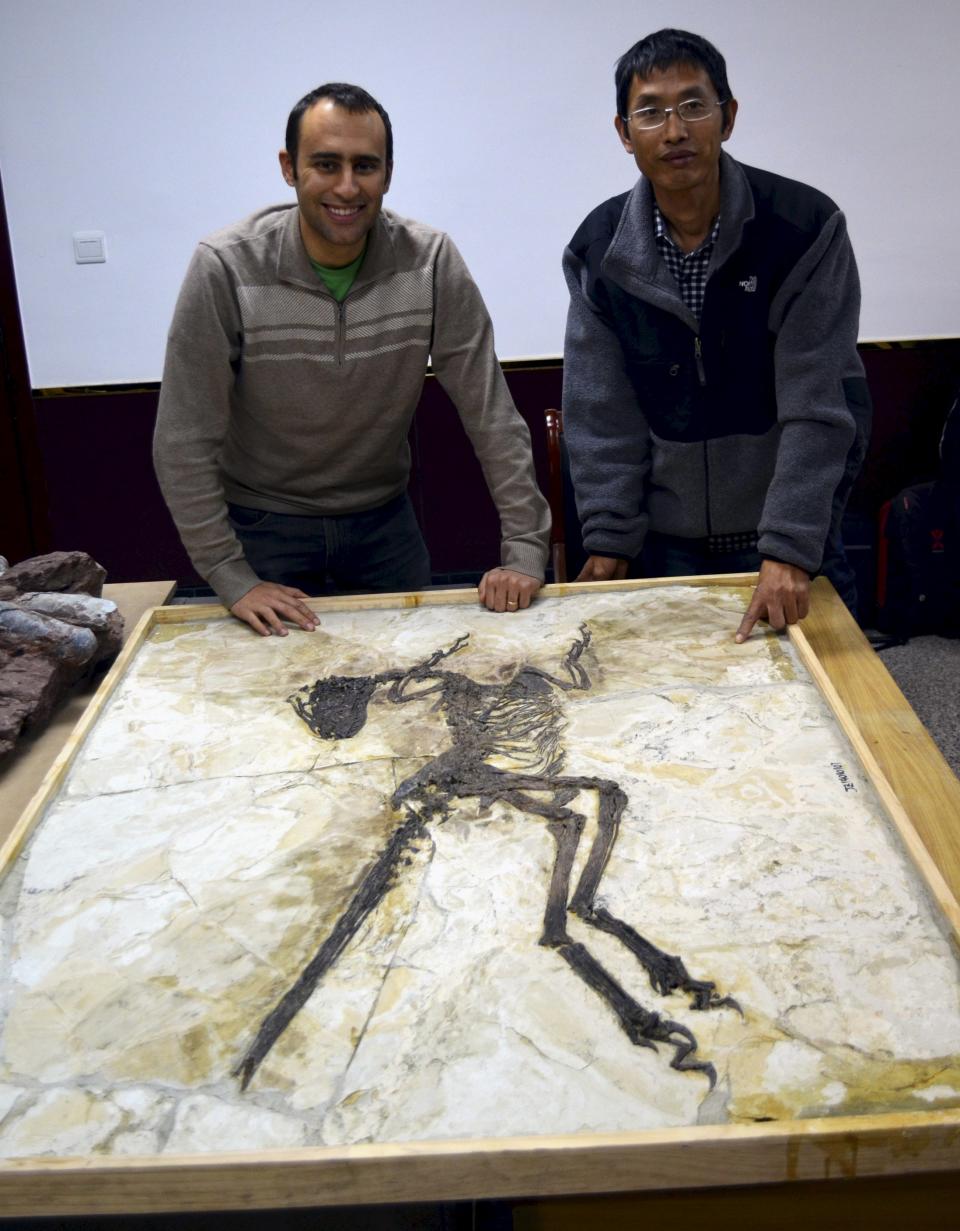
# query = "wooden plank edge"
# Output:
<box><xmin>152</xmin><ymin>576</ymin><xmax>760</xmax><ymax>624</ymax></box>
<box><xmin>788</xmin><ymin>622</ymin><xmax>960</xmax><ymax>940</ymax></box>
<box><xmin>0</xmin><ymin>1109</ymin><xmax>958</xmax><ymax>1216</ymax></box>
<box><xmin>0</xmin><ymin>606</ymin><xmax>160</xmax><ymax>876</ymax></box>
<box><xmin>540</xmin><ymin>573</ymin><xmax>759</xmax><ymax>596</ymax></box>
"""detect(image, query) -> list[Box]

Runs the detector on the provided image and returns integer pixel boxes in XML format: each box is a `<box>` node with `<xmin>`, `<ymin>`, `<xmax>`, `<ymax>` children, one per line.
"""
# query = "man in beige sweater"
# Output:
<box><xmin>154</xmin><ymin>83</ymin><xmax>549</xmax><ymax>636</ymax></box>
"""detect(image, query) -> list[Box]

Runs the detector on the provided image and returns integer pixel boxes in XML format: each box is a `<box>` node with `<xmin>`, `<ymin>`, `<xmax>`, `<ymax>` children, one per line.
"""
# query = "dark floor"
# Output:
<box><xmin>872</xmin><ymin>632</ymin><xmax>960</xmax><ymax>777</ymax></box>
<box><xmin>0</xmin><ymin>1198</ymin><xmax>510</xmax><ymax>1231</ymax></box>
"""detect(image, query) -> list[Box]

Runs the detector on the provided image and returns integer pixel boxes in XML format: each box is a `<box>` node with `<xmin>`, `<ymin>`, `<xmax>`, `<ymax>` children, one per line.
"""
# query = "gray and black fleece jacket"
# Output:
<box><xmin>154</xmin><ymin>205</ymin><xmax>550</xmax><ymax>607</ymax></box>
<box><xmin>562</xmin><ymin>151</ymin><xmax>872</xmax><ymax>574</ymax></box>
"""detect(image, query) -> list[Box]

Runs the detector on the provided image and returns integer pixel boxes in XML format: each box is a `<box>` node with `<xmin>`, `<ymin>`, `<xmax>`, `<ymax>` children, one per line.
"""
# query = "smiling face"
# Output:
<box><xmin>614</xmin><ymin>62</ymin><xmax>736</xmax><ymax>203</ymax></box>
<box><xmin>279</xmin><ymin>99</ymin><xmax>391</xmax><ymax>266</ymax></box>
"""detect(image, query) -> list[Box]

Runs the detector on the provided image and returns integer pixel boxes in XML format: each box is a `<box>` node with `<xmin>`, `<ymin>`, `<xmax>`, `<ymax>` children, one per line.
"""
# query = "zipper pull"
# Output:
<box><xmin>694</xmin><ymin>336</ymin><xmax>706</xmax><ymax>385</ymax></box>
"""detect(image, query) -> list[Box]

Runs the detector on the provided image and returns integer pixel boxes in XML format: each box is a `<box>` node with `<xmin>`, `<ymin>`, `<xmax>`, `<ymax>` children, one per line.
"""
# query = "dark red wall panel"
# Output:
<box><xmin>27</xmin><ymin>343</ymin><xmax>960</xmax><ymax>596</ymax></box>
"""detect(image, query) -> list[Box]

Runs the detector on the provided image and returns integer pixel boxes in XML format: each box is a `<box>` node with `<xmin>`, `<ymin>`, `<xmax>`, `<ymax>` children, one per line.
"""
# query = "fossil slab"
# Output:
<box><xmin>1</xmin><ymin>585</ymin><xmax>959</xmax><ymax>1160</ymax></box>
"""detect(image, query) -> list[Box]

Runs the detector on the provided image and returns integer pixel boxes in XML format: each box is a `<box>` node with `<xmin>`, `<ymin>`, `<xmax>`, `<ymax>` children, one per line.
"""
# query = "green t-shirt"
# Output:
<box><xmin>310</xmin><ymin>245</ymin><xmax>366</xmax><ymax>302</ymax></box>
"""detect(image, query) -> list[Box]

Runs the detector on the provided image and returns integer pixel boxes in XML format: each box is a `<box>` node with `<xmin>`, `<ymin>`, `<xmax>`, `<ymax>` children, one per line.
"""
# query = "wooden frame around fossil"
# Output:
<box><xmin>1</xmin><ymin>575</ymin><xmax>960</xmax><ymax>1216</ymax></box>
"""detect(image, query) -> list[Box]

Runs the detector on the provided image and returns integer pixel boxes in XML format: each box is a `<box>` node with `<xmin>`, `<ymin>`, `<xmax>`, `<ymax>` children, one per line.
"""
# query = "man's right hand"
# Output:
<box><xmin>574</xmin><ymin>555</ymin><xmax>629</xmax><ymax>583</ymax></box>
<box><xmin>230</xmin><ymin>582</ymin><xmax>319</xmax><ymax>637</ymax></box>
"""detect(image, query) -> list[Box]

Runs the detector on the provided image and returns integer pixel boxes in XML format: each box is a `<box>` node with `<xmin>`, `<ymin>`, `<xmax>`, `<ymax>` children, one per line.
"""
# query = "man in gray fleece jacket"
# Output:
<box><xmin>563</xmin><ymin>30</ymin><xmax>871</xmax><ymax>638</ymax></box>
<box><xmin>154</xmin><ymin>83</ymin><xmax>549</xmax><ymax>636</ymax></box>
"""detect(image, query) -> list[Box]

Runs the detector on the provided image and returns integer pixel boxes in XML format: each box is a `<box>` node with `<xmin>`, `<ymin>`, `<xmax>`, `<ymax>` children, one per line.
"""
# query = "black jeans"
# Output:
<box><xmin>640</xmin><ymin>523</ymin><xmax>858</xmax><ymax>617</ymax></box>
<box><xmin>227</xmin><ymin>492</ymin><xmax>432</xmax><ymax>596</ymax></box>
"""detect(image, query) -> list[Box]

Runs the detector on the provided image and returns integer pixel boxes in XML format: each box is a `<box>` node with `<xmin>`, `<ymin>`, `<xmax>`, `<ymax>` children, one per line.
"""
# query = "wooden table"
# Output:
<box><xmin>0</xmin><ymin>580</ymin><xmax>176</xmax><ymax>845</ymax></box>
<box><xmin>2</xmin><ymin>577</ymin><xmax>959</xmax><ymax>1225</ymax></box>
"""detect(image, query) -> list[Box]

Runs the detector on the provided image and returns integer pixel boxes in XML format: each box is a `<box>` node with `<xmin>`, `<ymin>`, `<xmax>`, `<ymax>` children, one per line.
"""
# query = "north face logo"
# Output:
<box><xmin>739</xmin><ymin>276</ymin><xmax>758</xmax><ymax>292</ymax></box>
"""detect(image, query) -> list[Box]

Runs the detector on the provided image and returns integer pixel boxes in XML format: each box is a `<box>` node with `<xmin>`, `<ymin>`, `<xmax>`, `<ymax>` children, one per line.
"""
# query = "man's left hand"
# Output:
<box><xmin>735</xmin><ymin>560</ymin><xmax>811</xmax><ymax>642</ymax></box>
<box><xmin>478</xmin><ymin>568</ymin><xmax>542</xmax><ymax>613</ymax></box>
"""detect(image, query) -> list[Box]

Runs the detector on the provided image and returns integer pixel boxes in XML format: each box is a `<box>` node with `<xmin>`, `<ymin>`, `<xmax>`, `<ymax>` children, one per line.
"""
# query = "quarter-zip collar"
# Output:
<box><xmin>601</xmin><ymin>151</ymin><xmax>755</xmax><ymax>330</ymax></box>
<box><xmin>276</xmin><ymin>205</ymin><xmax>399</xmax><ymax>295</ymax></box>
<box><xmin>707</xmin><ymin>151</ymin><xmax>755</xmax><ymax>276</ymax></box>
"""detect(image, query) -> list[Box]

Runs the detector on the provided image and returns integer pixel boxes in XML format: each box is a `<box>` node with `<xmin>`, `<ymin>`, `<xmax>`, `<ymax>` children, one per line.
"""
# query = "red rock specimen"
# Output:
<box><xmin>0</xmin><ymin>552</ymin><xmax>124</xmax><ymax>758</ymax></box>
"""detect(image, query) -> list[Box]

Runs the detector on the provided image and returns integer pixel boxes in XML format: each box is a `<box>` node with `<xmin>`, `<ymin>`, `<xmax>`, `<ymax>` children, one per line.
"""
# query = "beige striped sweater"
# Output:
<box><xmin>153</xmin><ymin>204</ymin><xmax>549</xmax><ymax>606</ymax></box>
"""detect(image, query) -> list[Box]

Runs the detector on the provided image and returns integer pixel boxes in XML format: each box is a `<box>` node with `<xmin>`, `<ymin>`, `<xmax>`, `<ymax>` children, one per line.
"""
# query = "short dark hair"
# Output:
<box><xmin>615</xmin><ymin>29</ymin><xmax>732</xmax><ymax>122</ymax></box>
<box><xmin>284</xmin><ymin>82</ymin><xmax>393</xmax><ymax>173</ymax></box>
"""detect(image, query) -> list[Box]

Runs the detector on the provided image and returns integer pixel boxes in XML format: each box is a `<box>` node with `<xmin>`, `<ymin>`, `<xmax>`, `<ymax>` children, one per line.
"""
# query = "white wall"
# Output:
<box><xmin>1</xmin><ymin>0</ymin><xmax>958</xmax><ymax>386</ymax></box>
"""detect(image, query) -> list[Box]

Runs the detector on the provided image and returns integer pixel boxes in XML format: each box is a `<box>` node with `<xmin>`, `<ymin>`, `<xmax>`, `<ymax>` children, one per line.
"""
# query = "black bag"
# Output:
<box><xmin>876</xmin><ymin>394</ymin><xmax>960</xmax><ymax>637</ymax></box>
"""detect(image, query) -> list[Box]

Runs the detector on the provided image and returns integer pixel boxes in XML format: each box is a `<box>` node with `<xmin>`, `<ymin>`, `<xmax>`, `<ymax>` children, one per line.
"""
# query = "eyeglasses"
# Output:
<box><xmin>624</xmin><ymin>98</ymin><xmax>727</xmax><ymax>131</ymax></box>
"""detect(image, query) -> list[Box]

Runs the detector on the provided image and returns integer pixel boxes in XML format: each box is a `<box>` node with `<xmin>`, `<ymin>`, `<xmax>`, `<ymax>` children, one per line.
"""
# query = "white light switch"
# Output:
<box><xmin>73</xmin><ymin>231</ymin><xmax>107</xmax><ymax>263</ymax></box>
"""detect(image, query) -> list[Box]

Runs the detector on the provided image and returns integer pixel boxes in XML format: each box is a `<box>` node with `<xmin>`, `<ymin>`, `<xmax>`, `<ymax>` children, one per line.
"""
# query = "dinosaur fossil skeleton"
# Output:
<box><xmin>235</xmin><ymin>625</ymin><xmax>738</xmax><ymax>1091</ymax></box>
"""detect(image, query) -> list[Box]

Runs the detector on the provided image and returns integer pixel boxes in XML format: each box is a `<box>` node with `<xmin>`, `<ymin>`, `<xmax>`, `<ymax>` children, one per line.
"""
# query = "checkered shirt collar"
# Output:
<box><xmin>653</xmin><ymin>204</ymin><xmax>720</xmax><ymax>320</ymax></box>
